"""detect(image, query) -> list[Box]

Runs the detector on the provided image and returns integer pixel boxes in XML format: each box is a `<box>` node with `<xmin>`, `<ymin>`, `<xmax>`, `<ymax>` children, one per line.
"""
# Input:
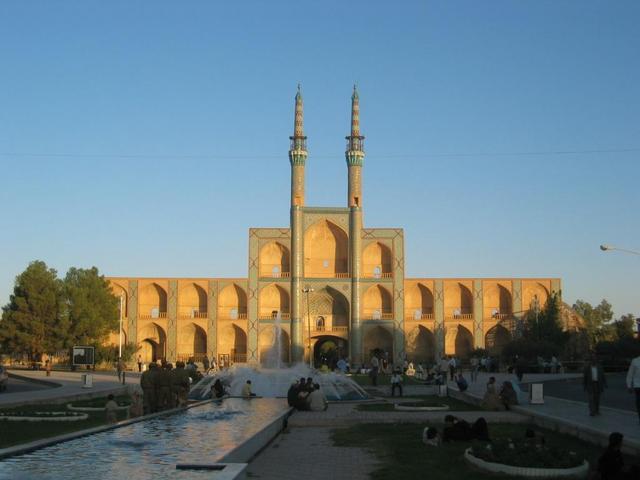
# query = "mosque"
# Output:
<box><xmin>108</xmin><ymin>87</ymin><xmax>572</xmax><ymax>368</ymax></box>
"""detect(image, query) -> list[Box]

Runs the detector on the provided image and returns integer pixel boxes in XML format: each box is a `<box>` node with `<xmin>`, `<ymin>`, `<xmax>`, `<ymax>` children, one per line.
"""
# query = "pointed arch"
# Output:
<box><xmin>405</xmin><ymin>283</ymin><xmax>434</xmax><ymax>319</ymax></box>
<box><xmin>523</xmin><ymin>282</ymin><xmax>550</xmax><ymax>312</ymax></box>
<box><xmin>259</xmin><ymin>284</ymin><xmax>290</xmax><ymax>319</ymax></box>
<box><xmin>307</xmin><ymin>286</ymin><xmax>349</xmax><ymax>331</ymax></box>
<box><xmin>454</xmin><ymin>325</ymin><xmax>474</xmax><ymax>358</ymax></box>
<box><xmin>259</xmin><ymin>242</ymin><xmax>290</xmax><ymax>278</ymax></box>
<box><xmin>138</xmin><ymin>322</ymin><xmax>166</xmax><ymax>362</ymax></box>
<box><xmin>364</xmin><ymin>326</ymin><xmax>393</xmax><ymax>359</ymax></box>
<box><xmin>178</xmin><ymin>282</ymin><xmax>208</xmax><ymax>318</ymax></box>
<box><xmin>139</xmin><ymin>283</ymin><xmax>167</xmax><ymax>318</ymax></box>
<box><xmin>177</xmin><ymin>322</ymin><xmax>207</xmax><ymax>361</ymax></box>
<box><xmin>362</xmin><ymin>242</ymin><xmax>392</xmax><ymax>278</ymax></box>
<box><xmin>110</xmin><ymin>282</ymin><xmax>128</xmax><ymax>318</ymax></box>
<box><xmin>485</xmin><ymin>324</ymin><xmax>511</xmax><ymax>355</ymax></box>
<box><xmin>483</xmin><ymin>282</ymin><xmax>512</xmax><ymax>318</ymax></box>
<box><xmin>218</xmin><ymin>323</ymin><xmax>247</xmax><ymax>363</ymax></box>
<box><xmin>259</xmin><ymin>325</ymin><xmax>290</xmax><ymax>366</ymax></box>
<box><xmin>406</xmin><ymin>325</ymin><xmax>436</xmax><ymax>363</ymax></box>
<box><xmin>304</xmin><ymin>220</ymin><xmax>349</xmax><ymax>277</ymax></box>
<box><xmin>218</xmin><ymin>284</ymin><xmax>248</xmax><ymax>319</ymax></box>
<box><xmin>362</xmin><ymin>284</ymin><xmax>393</xmax><ymax>319</ymax></box>
<box><xmin>444</xmin><ymin>282</ymin><xmax>473</xmax><ymax>318</ymax></box>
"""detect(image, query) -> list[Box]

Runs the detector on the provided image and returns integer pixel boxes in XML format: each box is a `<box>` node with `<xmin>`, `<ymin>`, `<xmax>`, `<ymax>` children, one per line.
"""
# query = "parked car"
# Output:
<box><xmin>0</xmin><ymin>365</ymin><xmax>8</xmax><ymax>392</ymax></box>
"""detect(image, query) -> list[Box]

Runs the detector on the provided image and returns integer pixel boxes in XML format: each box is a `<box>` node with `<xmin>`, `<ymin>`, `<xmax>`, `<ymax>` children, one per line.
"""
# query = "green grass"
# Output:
<box><xmin>350</xmin><ymin>374</ymin><xmax>423</xmax><ymax>386</ymax></box>
<box><xmin>331</xmin><ymin>423</ymin><xmax>602</xmax><ymax>480</ymax></box>
<box><xmin>357</xmin><ymin>396</ymin><xmax>479</xmax><ymax>412</ymax></box>
<box><xmin>0</xmin><ymin>395</ymin><xmax>132</xmax><ymax>449</ymax></box>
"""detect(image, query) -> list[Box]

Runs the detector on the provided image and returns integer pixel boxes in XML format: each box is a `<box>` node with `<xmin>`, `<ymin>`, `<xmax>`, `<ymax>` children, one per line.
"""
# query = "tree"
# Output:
<box><xmin>614</xmin><ymin>314</ymin><xmax>636</xmax><ymax>340</ymax></box>
<box><xmin>0</xmin><ymin>261</ymin><xmax>67</xmax><ymax>360</ymax></box>
<box><xmin>64</xmin><ymin>267</ymin><xmax>119</xmax><ymax>347</ymax></box>
<box><xmin>572</xmin><ymin>299</ymin><xmax>614</xmax><ymax>346</ymax></box>
<box><xmin>524</xmin><ymin>291</ymin><xmax>567</xmax><ymax>346</ymax></box>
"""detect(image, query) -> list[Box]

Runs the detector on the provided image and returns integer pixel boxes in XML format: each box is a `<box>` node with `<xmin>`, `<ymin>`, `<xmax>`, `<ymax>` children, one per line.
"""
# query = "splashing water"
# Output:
<box><xmin>189</xmin><ymin>363</ymin><xmax>369</xmax><ymax>401</ymax></box>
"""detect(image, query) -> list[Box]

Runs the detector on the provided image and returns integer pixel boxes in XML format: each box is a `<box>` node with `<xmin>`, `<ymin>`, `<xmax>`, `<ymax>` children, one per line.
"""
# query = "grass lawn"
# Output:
<box><xmin>0</xmin><ymin>395</ymin><xmax>131</xmax><ymax>449</ymax></box>
<box><xmin>357</xmin><ymin>396</ymin><xmax>479</xmax><ymax>412</ymax></box>
<box><xmin>331</xmin><ymin>423</ymin><xmax>602</xmax><ymax>480</ymax></box>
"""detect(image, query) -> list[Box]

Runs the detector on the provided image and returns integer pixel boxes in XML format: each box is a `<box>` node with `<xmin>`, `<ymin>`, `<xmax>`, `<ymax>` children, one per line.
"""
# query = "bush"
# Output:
<box><xmin>471</xmin><ymin>438</ymin><xmax>584</xmax><ymax>469</ymax></box>
<box><xmin>502</xmin><ymin>338</ymin><xmax>560</xmax><ymax>362</ymax></box>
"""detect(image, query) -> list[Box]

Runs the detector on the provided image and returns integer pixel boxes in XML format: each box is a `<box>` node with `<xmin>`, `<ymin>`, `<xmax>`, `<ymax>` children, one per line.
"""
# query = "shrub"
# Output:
<box><xmin>471</xmin><ymin>438</ymin><xmax>584</xmax><ymax>469</ymax></box>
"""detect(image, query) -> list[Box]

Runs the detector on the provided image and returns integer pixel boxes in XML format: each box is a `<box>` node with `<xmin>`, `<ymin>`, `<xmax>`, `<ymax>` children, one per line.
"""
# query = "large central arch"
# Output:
<box><xmin>304</xmin><ymin>220</ymin><xmax>348</xmax><ymax>277</ymax></box>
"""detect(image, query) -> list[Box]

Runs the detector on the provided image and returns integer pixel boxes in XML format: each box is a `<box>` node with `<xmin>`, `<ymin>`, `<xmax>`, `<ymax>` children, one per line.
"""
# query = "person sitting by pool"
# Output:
<box><xmin>296</xmin><ymin>385</ymin><xmax>312</xmax><ymax>410</ymax></box>
<box><xmin>422</xmin><ymin>426</ymin><xmax>441</xmax><ymax>447</ymax></box>
<box><xmin>482</xmin><ymin>377</ymin><xmax>503</xmax><ymax>411</ymax></box>
<box><xmin>499</xmin><ymin>381</ymin><xmax>518</xmax><ymax>410</ymax></box>
<box><xmin>211</xmin><ymin>379</ymin><xmax>226</xmax><ymax>399</ymax></box>
<box><xmin>105</xmin><ymin>394</ymin><xmax>119</xmax><ymax>424</ymax></box>
<box><xmin>287</xmin><ymin>380</ymin><xmax>300</xmax><ymax>407</ymax></box>
<box><xmin>456</xmin><ymin>373</ymin><xmax>468</xmax><ymax>392</ymax></box>
<box><xmin>241</xmin><ymin>380</ymin><xmax>256</xmax><ymax>398</ymax></box>
<box><xmin>307</xmin><ymin>383</ymin><xmax>328</xmax><ymax>411</ymax></box>
<box><xmin>129</xmin><ymin>390</ymin><xmax>144</xmax><ymax>418</ymax></box>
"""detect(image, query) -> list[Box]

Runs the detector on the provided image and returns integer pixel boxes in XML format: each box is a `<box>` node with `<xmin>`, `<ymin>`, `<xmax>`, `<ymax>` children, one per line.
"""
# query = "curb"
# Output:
<box><xmin>8</xmin><ymin>372</ymin><xmax>62</xmax><ymax>388</ymax></box>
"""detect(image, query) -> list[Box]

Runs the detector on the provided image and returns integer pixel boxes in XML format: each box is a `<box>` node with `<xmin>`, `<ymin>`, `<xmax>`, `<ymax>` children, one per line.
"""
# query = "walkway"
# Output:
<box><xmin>1</xmin><ymin>369</ymin><xmax>139</xmax><ymax>408</ymax></box>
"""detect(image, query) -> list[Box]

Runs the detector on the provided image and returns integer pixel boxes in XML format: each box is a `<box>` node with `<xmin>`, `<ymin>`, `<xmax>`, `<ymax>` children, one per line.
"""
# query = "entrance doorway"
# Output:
<box><xmin>313</xmin><ymin>336</ymin><xmax>348</xmax><ymax>369</ymax></box>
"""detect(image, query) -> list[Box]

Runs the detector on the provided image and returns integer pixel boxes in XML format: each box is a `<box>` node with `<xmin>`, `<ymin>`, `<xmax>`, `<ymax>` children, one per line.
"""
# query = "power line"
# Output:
<box><xmin>0</xmin><ymin>147</ymin><xmax>638</xmax><ymax>160</ymax></box>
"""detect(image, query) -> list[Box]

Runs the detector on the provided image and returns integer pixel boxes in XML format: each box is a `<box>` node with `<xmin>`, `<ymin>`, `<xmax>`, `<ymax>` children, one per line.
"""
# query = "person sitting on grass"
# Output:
<box><xmin>456</xmin><ymin>373</ymin><xmax>468</xmax><ymax>392</ymax></box>
<box><xmin>422</xmin><ymin>426</ymin><xmax>441</xmax><ymax>447</ymax></box>
<box><xmin>442</xmin><ymin>415</ymin><xmax>472</xmax><ymax>442</ymax></box>
<box><xmin>105</xmin><ymin>394</ymin><xmax>119</xmax><ymax>424</ymax></box>
<box><xmin>499</xmin><ymin>380</ymin><xmax>518</xmax><ymax>410</ymax></box>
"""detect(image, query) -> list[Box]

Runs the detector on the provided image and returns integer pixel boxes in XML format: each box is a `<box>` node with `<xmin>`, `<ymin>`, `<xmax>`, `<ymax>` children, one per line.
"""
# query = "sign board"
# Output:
<box><xmin>530</xmin><ymin>383</ymin><xmax>544</xmax><ymax>404</ymax></box>
<box><xmin>72</xmin><ymin>346</ymin><xmax>95</xmax><ymax>366</ymax></box>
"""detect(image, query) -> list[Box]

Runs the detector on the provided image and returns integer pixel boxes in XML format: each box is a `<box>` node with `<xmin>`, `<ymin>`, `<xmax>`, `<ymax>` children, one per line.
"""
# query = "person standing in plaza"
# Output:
<box><xmin>626</xmin><ymin>354</ymin><xmax>640</xmax><ymax>424</ymax></box>
<box><xmin>369</xmin><ymin>354</ymin><xmax>380</xmax><ymax>386</ymax></box>
<box><xmin>583</xmin><ymin>354</ymin><xmax>607</xmax><ymax>416</ymax></box>
<box><xmin>449</xmin><ymin>356</ymin><xmax>456</xmax><ymax>381</ymax></box>
<box><xmin>202</xmin><ymin>355</ymin><xmax>210</xmax><ymax>373</ymax></box>
<box><xmin>116</xmin><ymin>357</ymin><xmax>125</xmax><ymax>383</ymax></box>
<box><xmin>140</xmin><ymin>363</ymin><xmax>158</xmax><ymax>414</ymax></box>
<box><xmin>137</xmin><ymin>355</ymin><xmax>143</xmax><ymax>373</ymax></box>
<box><xmin>390</xmin><ymin>368</ymin><xmax>403</xmax><ymax>397</ymax></box>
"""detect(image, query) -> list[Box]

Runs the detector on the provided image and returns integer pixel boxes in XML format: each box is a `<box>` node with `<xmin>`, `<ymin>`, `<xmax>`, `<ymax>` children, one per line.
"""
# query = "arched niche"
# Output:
<box><xmin>218</xmin><ymin>284</ymin><xmax>248</xmax><ymax>319</ymax></box>
<box><xmin>405</xmin><ymin>283</ymin><xmax>434</xmax><ymax>319</ymax></box>
<box><xmin>454</xmin><ymin>325</ymin><xmax>473</xmax><ymax>358</ymax></box>
<box><xmin>259</xmin><ymin>326</ymin><xmax>290</xmax><ymax>367</ymax></box>
<box><xmin>138</xmin><ymin>322</ymin><xmax>166</xmax><ymax>362</ymax></box>
<box><xmin>218</xmin><ymin>323</ymin><xmax>247</xmax><ymax>363</ymax></box>
<box><xmin>304</xmin><ymin>220</ymin><xmax>348</xmax><ymax>278</ymax></box>
<box><xmin>177</xmin><ymin>323</ymin><xmax>207</xmax><ymax>361</ymax></box>
<box><xmin>362</xmin><ymin>284</ymin><xmax>393</xmax><ymax>319</ymax></box>
<box><xmin>178</xmin><ymin>283</ymin><xmax>208</xmax><ymax>318</ymax></box>
<box><xmin>364</xmin><ymin>326</ymin><xmax>393</xmax><ymax>360</ymax></box>
<box><xmin>139</xmin><ymin>283</ymin><xmax>168</xmax><ymax>318</ymax></box>
<box><xmin>522</xmin><ymin>282</ymin><xmax>549</xmax><ymax>312</ymax></box>
<box><xmin>306</xmin><ymin>286</ymin><xmax>349</xmax><ymax>330</ymax></box>
<box><xmin>483</xmin><ymin>282</ymin><xmax>512</xmax><ymax>318</ymax></box>
<box><xmin>259</xmin><ymin>284</ymin><xmax>290</xmax><ymax>319</ymax></box>
<box><xmin>485</xmin><ymin>324</ymin><xmax>511</xmax><ymax>355</ymax></box>
<box><xmin>110</xmin><ymin>282</ymin><xmax>128</xmax><ymax>318</ymax></box>
<box><xmin>362</xmin><ymin>242</ymin><xmax>392</xmax><ymax>278</ymax></box>
<box><xmin>444</xmin><ymin>282</ymin><xmax>473</xmax><ymax>318</ymax></box>
<box><xmin>259</xmin><ymin>242</ymin><xmax>290</xmax><ymax>278</ymax></box>
<box><xmin>406</xmin><ymin>325</ymin><xmax>435</xmax><ymax>363</ymax></box>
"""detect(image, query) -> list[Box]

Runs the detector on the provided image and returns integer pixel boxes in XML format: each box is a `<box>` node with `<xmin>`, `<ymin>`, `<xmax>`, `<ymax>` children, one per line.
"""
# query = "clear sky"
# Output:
<box><xmin>1</xmin><ymin>1</ymin><xmax>638</xmax><ymax>317</ymax></box>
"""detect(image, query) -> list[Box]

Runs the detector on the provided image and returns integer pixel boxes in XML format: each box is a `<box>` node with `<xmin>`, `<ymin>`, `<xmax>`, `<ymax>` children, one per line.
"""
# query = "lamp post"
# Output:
<box><xmin>118</xmin><ymin>295</ymin><xmax>124</xmax><ymax>359</ymax></box>
<box><xmin>302</xmin><ymin>287</ymin><xmax>314</xmax><ymax>368</ymax></box>
<box><xmin>599</xmin><ymin>244</ymin><xmax>640</xmax><ymax>256</ymax></box>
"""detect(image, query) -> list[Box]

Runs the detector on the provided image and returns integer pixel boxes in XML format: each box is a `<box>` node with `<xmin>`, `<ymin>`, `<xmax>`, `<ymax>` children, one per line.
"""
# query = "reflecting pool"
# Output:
<box><xmin>0</xmin><ymin>398</ymin><xmax>287</xmax><ymax>480</ymax></box>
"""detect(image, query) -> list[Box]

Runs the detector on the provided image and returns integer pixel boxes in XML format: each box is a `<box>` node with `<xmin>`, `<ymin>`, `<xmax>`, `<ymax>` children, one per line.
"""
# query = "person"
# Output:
<box><xmin>442</xmin><ymin>415</ymin><xmax>472</xmax><ymax>442</ymax></box>
<box><xmin>116</xmin><ymin>357</ymin><xmax>125</xmax><ymax>382</ymax></box>
<box><xmin>171</xmin><ymin>361</ymin><xmax>191</xmax><ymax>407</ymax></box>
<box><xmin>597</xmin><ymin>432</ymin><xmax>640</xmax><ymax>480</ymax></box>
<box><xmin>482</xmin><ymin>377</ymin><xmax>503</xmax><ymax>411</ymax></box>
<box><xmin>45</xmin><ymin>359</ymin><xmax>52</xmax><ymax>377</ymax></box>
<box><xmin>470</xmin><ymin>356</ymin><xmax>479</xmax><ymax>382</ymax></box>
<box><xmin>470</xmin><ymin>417</ymin><xmax>489</xmax><ymax>441</ymax></box>
<box><xmin>129</xmin><ymin>390</ymin><xmax>144</xmax><ymax>418</ymax></box>
<box><xmin>157</xmin><ymin>363</ymin><xmax>173</xmax><ymax>411</ymax></box>
<box><xmin>434</xmin><ymin>370</ymin><xmax>444</xmax><ymax>386</ymax></box>
<box><xmin>307</xmin><ymin>383</ymin><xmax>328</xmax><ymax>411</ymax></box>
<box><xmin>422</xmin><ymin>426</ymin><xmax>440</xmax><ymax>446</ymax></box>
<box><xmin>242</xmin><ymin>380</ymin><xmax>256</xmax><ymax>398</ymax></box>
<box><xmin>406</xmin><ymin>361</ymin><xmax>416</xmax><ymax>376</ymax></box>
<box><xmin>212</xmin><ymin>378</ymin><xmax>226</xmax><ymax>399</ymax></box>
<box><xmin>140</xmin><ymin>362</ymin><xmax>158</xmax><ymax>414</ymax></box>
<box><xmin>202</xmin><ymin>355</ymin><xmax>210</xmax><ymax>373</ymax></box>
<box><xmin>137</xmin><ymin>355</ymin><xmax>143</xmax><ymax>373</ymax></box>
<box><xmin>287</xmin><ymin>380</ymin><xmax>299</xmax><ymax>407</ymax></box>
<box><xmin>210</xmin><ymin>357</ymin><xmax>217</xmax><ymax>372</ymax></box>
<box><xmin>336</xmin><ymin>357</ymin><xmax>348</xmax><ymax>374</ymax></box>
<box><xmin>416</xmin><ymin>363</ymin><xmax>425</xmax><ymax>380</ymax></box>
<box><xmin>449</xmin><ymin>356</ymin><xmax>456</xmax><ymax>381</ymax></box>
<box><xmin>550</xmin><ymin>355</ymin><xmax>559</xmax><ymax>374</ymax></box>
<box><xmin>625</xmin><ymin>353</ymin><xmax>640</xmax><ymax>424</ymax></box>
<box><xmin>390</xmin><ymin>369</ymin><xmax>403</xmax><ymax>397</ymax></box>
<box><xmin>439</xmin><ymin>356</ymin><xmax>450</xmax><ymax>377</ymax></box>
<box><xmin>306</xmin><ymin>377</ymin><xmax>314</xmax><ymax>392</ymax></box>
<box><xmin>456</xmin><ymin>373</ymin><xmax>468</xmax><ymax>392</ymax></box>
<box><xmin>583</xmin><ymin>353</ymin><xmax>607</xmax><ymax>416</ymax></box>
<box><xmin>514</xmin><ymin>355</ymin><xmax>525</xmax><ymax>383</ymax></box>
<box><xmin>105</xmin><ymin>394</ymin><xmax>119</xmax><ymax>424</ymax></box>
<box><xmin>499</xmin><ymin>381</ymin><xmax>518</xmax><ymax>410</ymax></box>
<box><xmin>369</xmin><ymin>354</ymin><xmax>379</xmax><ymax>386</ymax></box>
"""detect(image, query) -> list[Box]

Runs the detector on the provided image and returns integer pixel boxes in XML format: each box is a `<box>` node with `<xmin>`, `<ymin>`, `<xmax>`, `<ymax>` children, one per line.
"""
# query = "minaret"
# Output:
<box><xmin>346</xmin><ymin>85</ymin><xmax>365</xmax><ymax>365</ymax></box>
<box><xmin>289</xmin><ymin>85</ymin><xmax>307</xmax><ymax>363</ymax></box>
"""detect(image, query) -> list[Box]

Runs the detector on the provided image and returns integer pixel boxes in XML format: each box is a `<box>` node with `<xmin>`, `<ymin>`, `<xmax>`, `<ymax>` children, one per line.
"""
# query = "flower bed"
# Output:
<box><xmin>394</xmin><ymin>401</ymin><xmax>450</xmax><ymax>412</ymax></box>
<box><xmin>465</xmin><ymin>439</ymin><xmax>589</xmax><ymax>478</ymax></box>
<box><xmin>0</xmin><ymin>411</ymin><xmax>89</xmax><ymax>422</ymax></box>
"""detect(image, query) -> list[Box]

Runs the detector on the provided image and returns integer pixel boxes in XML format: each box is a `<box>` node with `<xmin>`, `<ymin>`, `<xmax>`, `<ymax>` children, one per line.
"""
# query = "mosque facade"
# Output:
<box><xmin>107</xmin><ymin>87</ymin><xmax>566</xmax><ymax>367</ymax></box>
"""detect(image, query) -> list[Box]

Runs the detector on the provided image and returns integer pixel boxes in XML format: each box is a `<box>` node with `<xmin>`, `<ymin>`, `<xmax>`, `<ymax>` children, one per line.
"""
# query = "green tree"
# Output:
<box><xmin>524</xmin><ymin>291</ymin><xmax>567</xmax><ymax>346</ymax></box>
<box><xmin>614</xmin><ymin>313</ymin><xmax>636</xmax><ymax>340</ymax></box>
<box><xmin>64</xmin><ymin>267</ymin><xmax>119</xmax><ymax>347</ymax></box>
<box><xmin>572</xmin><ymin>299</ymin><xmax>614</xmax><ymax>346</ymax></box>
<box><xmin>0</xmin><ymin>261</ymin><xmax>67</xmax><ymax>360</ymax></box>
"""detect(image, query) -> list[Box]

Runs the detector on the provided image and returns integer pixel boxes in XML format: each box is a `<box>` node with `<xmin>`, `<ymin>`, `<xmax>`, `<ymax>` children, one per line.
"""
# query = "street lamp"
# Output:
<box><xmin>600</xmin><ymin>244</ymin><xmax>640</xmax><ymax>256</ymax></box>
<box><xmin>302</xmin><ymin>287</ymin><xmax>314</xmax><ymax>368</ymax></box>
<box><xmin>118</xmin><ymin>295</ymin><xmax>124</xmax><ymax>359</ymax></box>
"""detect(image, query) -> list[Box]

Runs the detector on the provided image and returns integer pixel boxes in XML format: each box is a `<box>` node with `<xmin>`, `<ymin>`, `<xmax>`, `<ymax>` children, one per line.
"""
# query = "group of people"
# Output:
<box><xmin>481</xmin><ymin>376</ymin><xmax>518</xmax><ymax>410</ymax></box>
<box><xmin>422</xmin><ymin>415</ymin><xmax>490</xmax><ymax>446</ymax></box>
<box><xmin>139</xmin><ymin>361</ymin><xmax>192</xmax><ymax>414</ymax></box>
<box><xmin>287</xmin><ymin>377</ymin><xmax>328</xmax><ymax>411</ymax></box>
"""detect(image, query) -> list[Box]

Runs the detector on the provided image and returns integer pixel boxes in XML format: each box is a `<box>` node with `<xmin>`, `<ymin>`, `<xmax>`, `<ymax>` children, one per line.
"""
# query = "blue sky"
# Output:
<box><xmin>0</xmin><ymin>0</ymin><xmax>638</xmax><ymax>317</ymax></box>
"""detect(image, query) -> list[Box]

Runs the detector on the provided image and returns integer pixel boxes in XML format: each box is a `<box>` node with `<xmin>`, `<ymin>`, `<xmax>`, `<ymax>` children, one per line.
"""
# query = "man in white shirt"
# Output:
<box><xmin>307</xmin><ymin>383</ymin><xmax>328</xmax><ymax>411</ymax></box>
<box><xmin>370</xmin><ymin>355</ymin><xmax>380</xmax><ymax>386</ymax></box>
<box><xmin>626</xmin><ymin>355</ymin><xmax>640</xmax><ymax>424</ymax></box>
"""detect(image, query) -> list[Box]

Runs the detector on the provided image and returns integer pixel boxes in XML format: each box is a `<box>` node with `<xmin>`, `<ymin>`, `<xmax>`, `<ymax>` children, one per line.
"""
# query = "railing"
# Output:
<box><xmin>331</xmin><ymin>326</ymin><xmax>349</xmax><ymax>333</ymax></box>
<box><xmin>218</xmin><ymin>309</ymin><xmax>248</xmax><ymax>320</ymax></box>
<box><xmin>259</xmin><ymin>264</ymin><xmax>291</xmax><ymax>278</ymax></box>
<box><xmin>258</xmin><ymin>312</ymin><xmax>290</xmax><ymax>321</ymax></box>
<box><xmin>176</xmin><ymin>353</ymin><xmax>208</xmax><ymax>364</ymax></box>
<box><xmin>232</xmin><ymin>353</ymin><xmax>247</xmax><ymax>363</ymax></box>
<box><xmin>178</xmin><ymin>311</ymin><xmax>208</xmax><ymax>320</ymax></box>
<box><xmin>335</xmin><ymin>272</ymin><xmax>350</xmax><ymax>278</ymax></box>
<box><xmin>405</xmin><ymin>312</ymin><xmax>434</xmax><ymax>321</ymax></box>
<box><xmin>362</xmin><ymin>310</ymin><xmax>394</xmax><ymax>320</ymax></box>
<box><xmin>139</xmin><ymin>311</ymin><xmax>167</xmax><ymax>320</ymax></box>
<box><xmin>492</xmin><ymin>313</ymin><xmax>511</xmax><ymax>320</ymax></box>
<box><xmin>362</xmin><ymin>264</ymin><xmax>393</xmax><ymax>279</ymax></box>
<box><xmin>446</xmin><ymin>309</ymin><xmax>473</xmax><ymax>319</ymax></box>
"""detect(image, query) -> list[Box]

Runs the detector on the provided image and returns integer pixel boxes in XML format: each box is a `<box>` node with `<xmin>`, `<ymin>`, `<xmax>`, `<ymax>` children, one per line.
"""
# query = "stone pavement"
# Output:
<box><xmin>246</xmin><ymin>426</ymin><xmax>377</xmax><ymax>480</ymax></box>
<box><xmin>1</xmin><ymin>369</ymin><xmax>139</xmax><ymax>408</ymax></box>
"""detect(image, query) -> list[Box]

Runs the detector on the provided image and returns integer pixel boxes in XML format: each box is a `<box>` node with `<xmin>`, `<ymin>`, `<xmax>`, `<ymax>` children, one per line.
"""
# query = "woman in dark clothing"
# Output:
<box><xmin>212</xmin><ymin>379</ymin><xmax>225</xmax><ymax>399</ymax></box>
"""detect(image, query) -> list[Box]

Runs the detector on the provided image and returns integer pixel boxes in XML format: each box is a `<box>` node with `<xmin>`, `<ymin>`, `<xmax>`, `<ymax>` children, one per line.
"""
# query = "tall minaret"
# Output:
<box><xmin>346</xmin><ymin>85</ymin><xmax>365</xmax><ymax>365</ymax></box>
<box><xmin>289</xmin><ymin>85</ymin><xmax>307</xmax><ymax>363</ymax></box>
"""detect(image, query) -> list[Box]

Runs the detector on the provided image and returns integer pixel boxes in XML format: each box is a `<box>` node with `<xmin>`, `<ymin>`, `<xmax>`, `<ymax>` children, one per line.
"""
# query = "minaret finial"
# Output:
<box><xmin>350</xmin><ymin>84</ymin><xmax>360</xmax><ymax>138</ymax></box>
<box><xmin>294</xmin><ymin>84</ymin><xmax>304</xmax><ymax>138</ymax></box>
